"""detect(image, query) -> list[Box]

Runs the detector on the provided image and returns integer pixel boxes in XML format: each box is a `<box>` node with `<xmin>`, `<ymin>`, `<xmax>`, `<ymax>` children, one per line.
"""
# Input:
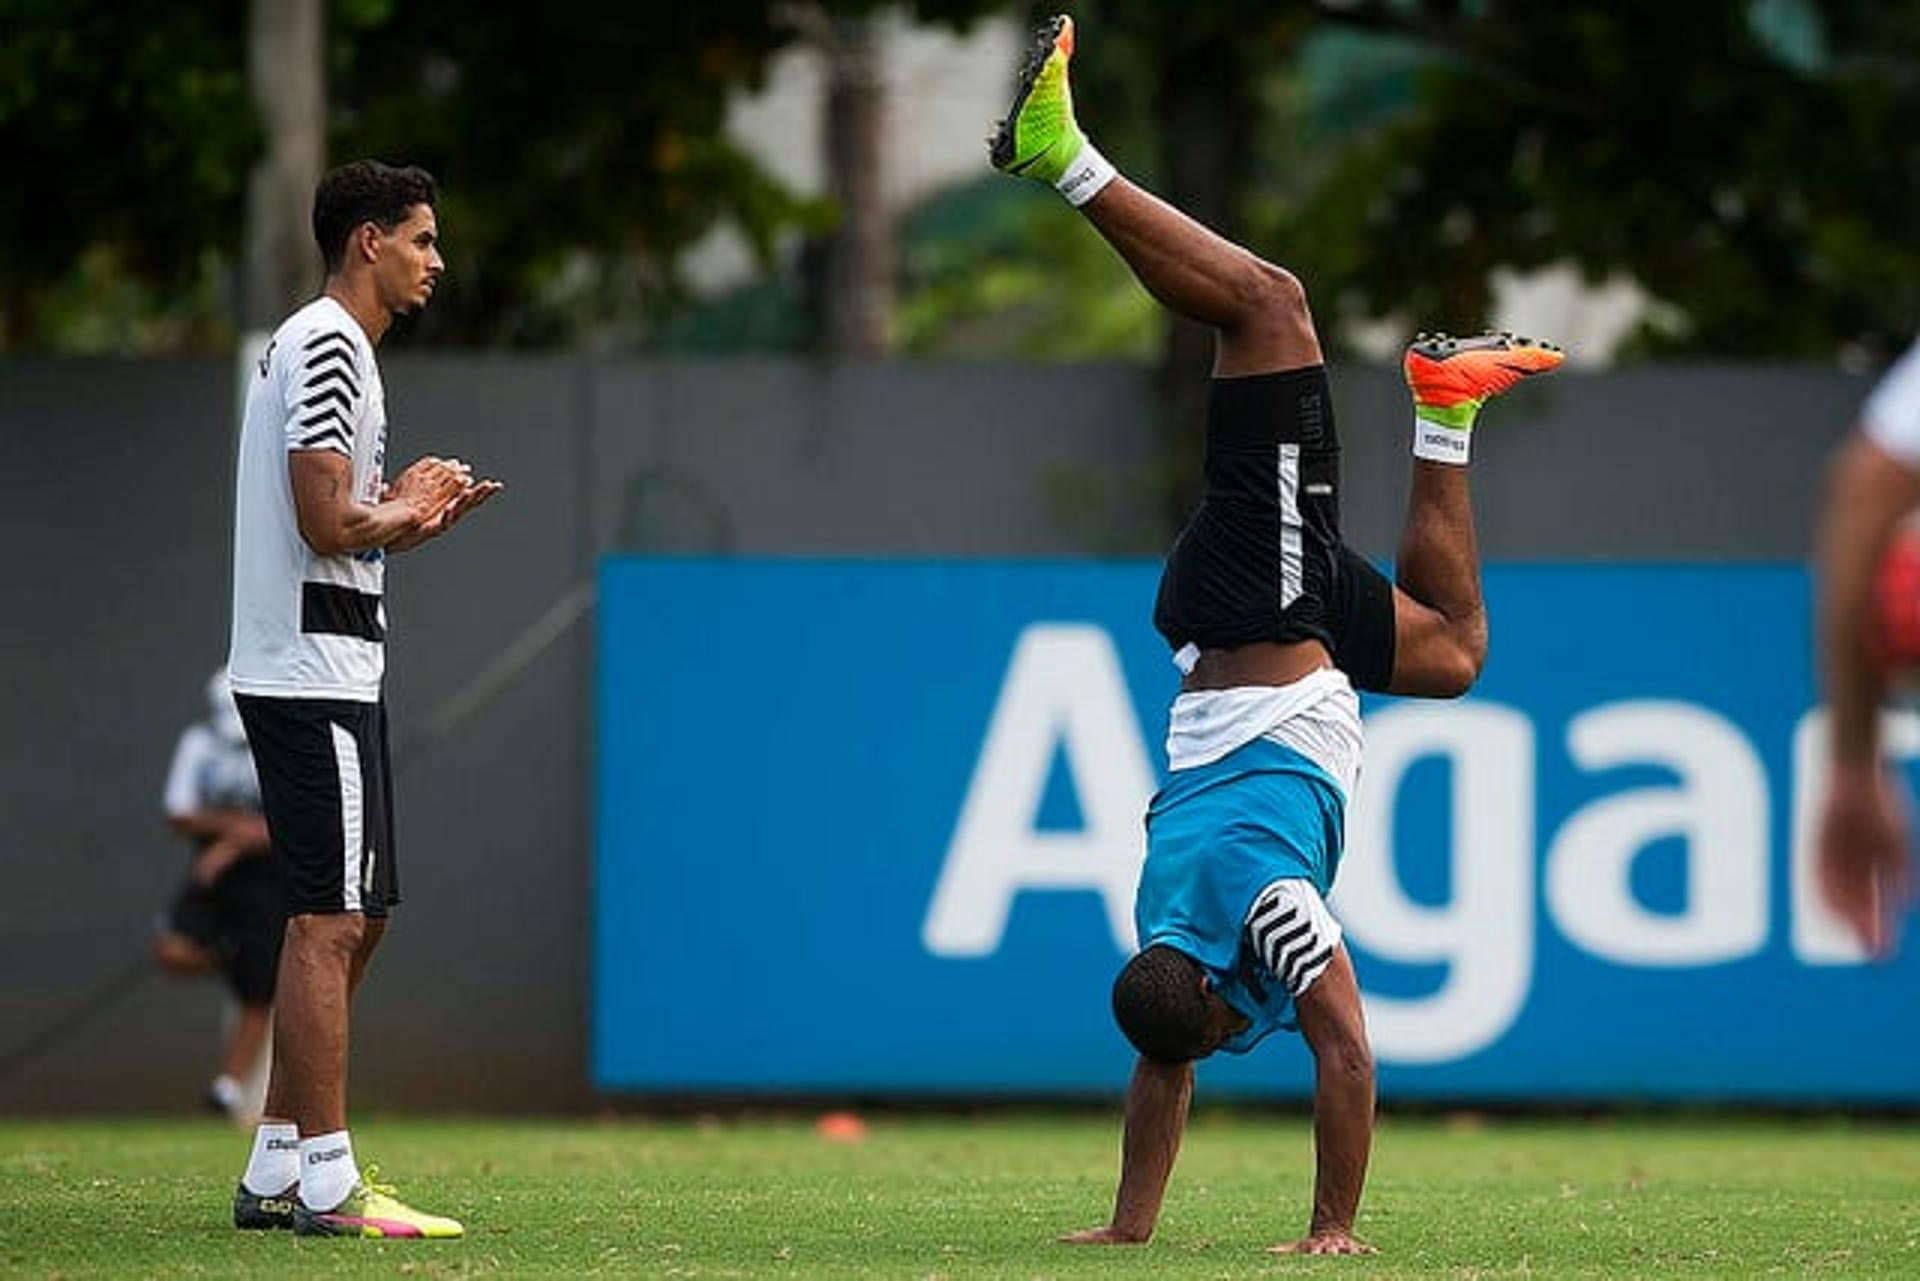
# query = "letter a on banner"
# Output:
<box><xmin>923</xmin><ymin>625</ymin><xmax>1157</xmax><ymax>957</ymax></box>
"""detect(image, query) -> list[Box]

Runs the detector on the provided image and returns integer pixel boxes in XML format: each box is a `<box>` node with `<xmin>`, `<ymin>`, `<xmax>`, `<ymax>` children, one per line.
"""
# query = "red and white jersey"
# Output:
<box><xmin>228</xmin><ymin>296</ymin><xmax>389</xmax><ymax>702</ymax></box>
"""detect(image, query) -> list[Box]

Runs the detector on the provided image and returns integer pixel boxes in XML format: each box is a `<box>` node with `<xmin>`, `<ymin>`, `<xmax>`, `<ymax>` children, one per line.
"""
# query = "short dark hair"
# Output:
<box><xmin>1111</xmin><ymin>945</ymin><xmax>1214</xmax><ymax>1063</ymax></box>
<box><xmin>312</xmin><ymin>160</ymin><xmax>438</xmax><ymax>272</ymax></box>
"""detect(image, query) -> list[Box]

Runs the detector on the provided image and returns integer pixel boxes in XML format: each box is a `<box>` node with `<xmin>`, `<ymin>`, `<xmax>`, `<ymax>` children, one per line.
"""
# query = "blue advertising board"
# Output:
<box><xmin>594</xmin><ymin>559</ymin><xmax>1920</xmax><ymax>1101</ymax></box>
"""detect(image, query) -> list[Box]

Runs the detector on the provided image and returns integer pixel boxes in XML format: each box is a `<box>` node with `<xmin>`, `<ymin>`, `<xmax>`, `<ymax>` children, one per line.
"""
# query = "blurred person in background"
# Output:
<box><xmin>1816</xmin><ymin>344</ymin><xmax>1920</xmax><ymax>955</ymax></box>
<box><xmin>992</xmin><ymin>14</ymin><xmax>1561</xmax><ymax>1256</ymax></box>
<box><xmin>152</xmin><ymin>669</ymin><xmax>281</xmax><ymax>1125</ymax></box>
<box><xmin>226</xmin><ymin>159</ymin><xmax>499</xmax><ymax>1241</ymax></box>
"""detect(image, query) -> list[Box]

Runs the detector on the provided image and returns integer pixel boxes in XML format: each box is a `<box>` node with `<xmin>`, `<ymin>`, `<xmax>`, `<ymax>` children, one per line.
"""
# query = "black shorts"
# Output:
<box><xmin>1153</xmin><ymin>367</ymin><xmax>1398</xmax><ymax>691</ymax></box>
<box><xmin>167</xmin><ymin>856</ymin><xmax>286</xmax><ymax>1005</ymax></box>
<box><xmin>235</xmin><ymin>695</ymin><xmax>400</xmax><ymax>917</ymax></box>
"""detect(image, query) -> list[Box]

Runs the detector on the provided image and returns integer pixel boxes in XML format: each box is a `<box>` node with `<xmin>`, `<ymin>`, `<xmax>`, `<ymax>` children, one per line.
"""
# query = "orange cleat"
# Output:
<box><xmin>1404</xmin><ymin>330</ymin><xmax>1564</xmax><ymax>429</ymax></box>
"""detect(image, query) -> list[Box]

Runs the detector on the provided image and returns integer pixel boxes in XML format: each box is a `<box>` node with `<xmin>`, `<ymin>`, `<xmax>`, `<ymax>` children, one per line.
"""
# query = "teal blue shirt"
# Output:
<box><xmin>1135</xmin><ymin>738</ymin><xmax>1345</xmax><ymax>1053</ymax></box>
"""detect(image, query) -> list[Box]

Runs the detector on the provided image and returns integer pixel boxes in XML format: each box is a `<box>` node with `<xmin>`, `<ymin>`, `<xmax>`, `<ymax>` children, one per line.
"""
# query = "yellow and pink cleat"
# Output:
<box><xmin>291</xmin><ymin>1167</ymin><xmax>464</xmax><ymax>1240</ymax></box>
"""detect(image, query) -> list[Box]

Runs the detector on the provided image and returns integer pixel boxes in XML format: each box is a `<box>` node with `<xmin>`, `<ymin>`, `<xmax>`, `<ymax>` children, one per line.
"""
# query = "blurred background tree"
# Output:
<box><xmin>902</xmin><ymin>0</ymin><xmax>1920</xmax><ymax>366</ymax></box>
<box><xmin>2</xmin><ymin>0</ymin><xmax>1918</xmax><ymax>365</ymax></box>
<box><xmin>1276</xmin><ymin>0</ymin><xmax>1920</xmax><ymax>363</ymax></box>
<box><xmin>0</xmin><ymin>0</ymin><xmax>255</xmax><ymax>349</ymax></box>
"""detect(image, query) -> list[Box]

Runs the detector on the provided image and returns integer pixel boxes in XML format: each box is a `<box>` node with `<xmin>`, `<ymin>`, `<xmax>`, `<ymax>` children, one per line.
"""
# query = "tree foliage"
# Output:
<box><xmin>0</xmin><ymin>0</ymin><xmax>999</xmax><ymax>350</ymax></box>
<box><xmin>1282</xmin><ymin>0</ymin><xmax>1920</xmax><ymax>359</ymax></box>
<box><xmin>0</xmin><ymin>0</ymin><xmax>255</xmax><ymax>346</ymax></box>
<box><xmin>325</xmin><ymin>2</ymin><xmax>820</xmax><ymax>345</ymax></box>
<box><xmin>8</xmin><ymin>1</ymin><xmax>1920</xmax><ymax>358</ymax></box>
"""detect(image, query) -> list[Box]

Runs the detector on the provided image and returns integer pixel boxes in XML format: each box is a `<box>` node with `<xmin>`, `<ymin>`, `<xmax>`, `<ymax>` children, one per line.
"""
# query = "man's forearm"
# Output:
<box><xmin>317</xmin><ymin>497</ymin><xmax>427</xmax><ymax>554</ymax></box>
<box><xmin>1819</xmin><ymin>438</ymin><xmax>1917</xmax><ymax>764</ymax></box>
<box><xmin>1107</xmin><ymin>1056</ymin><xmax>1193</xmax><ymax>1241</ymax></box>
<box><xmin>1309</xmin><ymin>1043</ymin><xmax>1374</xmax><ymax>1235</ymax></box>
<box><xmin>383</xmin><ymin>519</ymin><xmax>436</xmax><ymax>553</ymax></box>
<box><xmin>291</xmin><ymin>452</ymin><xmax>458</xmax><ymax>556</ymax></box>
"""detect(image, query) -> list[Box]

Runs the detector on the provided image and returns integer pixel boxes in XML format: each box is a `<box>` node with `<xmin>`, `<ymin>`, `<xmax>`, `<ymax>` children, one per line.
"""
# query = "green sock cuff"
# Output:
<box><xmin>1414</xmin><ymin>400</ymin><xmax>1480</xmax><ymax>430</ymax></box>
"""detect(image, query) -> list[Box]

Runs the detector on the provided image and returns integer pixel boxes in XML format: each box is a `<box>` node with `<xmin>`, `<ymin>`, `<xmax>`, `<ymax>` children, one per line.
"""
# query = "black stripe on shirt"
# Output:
<box><xmin>295</xmin><ymin>407</ymin><xmax>351</xmax><ymax>444</ymax></box>
<box><xmin>1259</xmin><ymin>918</ymin><xmax>1313</xmax><ymax>971</ymax></box>
<box><xmin>302</xmin><ymin>384</ymin><xmax>355</xmax><ymax>416</ymax></box>
<box><xmin>301</xmin><ymin>361</ymin><xmax>359</xmax><ymax>392</ymax></box>
<box><xmin>303</xmin><ymin>329</ymin><xmax>356</xmax><ymax>356</ymax></box>
<box><xmin>301</xmin><ymin>582</ymin><xmax>384</xmax><ymax>642</ymax></box>
<box><xmin>1284</xmin><ymin>943</ymin><xmax>1335</xmax><ymax>995</ymax></box>
<box><xmin>1247</xmin><ymin>893</ymin><xmax>1293</xmax><ymax>934</ymax></box>
<box><xmin>298</xmin><ymin>425</ymin><xmax>351</xmax><ymax>453</ymax></box>
<box><xmin>303</xmin><ymin>345</ymin><xmax>360</xmax><ymax>376</ymax></box>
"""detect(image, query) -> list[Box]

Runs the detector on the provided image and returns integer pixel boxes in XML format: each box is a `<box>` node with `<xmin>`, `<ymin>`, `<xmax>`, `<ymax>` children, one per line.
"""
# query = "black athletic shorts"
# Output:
<box><xmin>1153</xmin><ymin>366</ymin><xmax>1398</xmax><ymax>691</ymax></box>
<box><xmin>167</xmin><ymin>856</ymin><xmax>286</xmax><ymax>1005</ymax></box>
<box><xmin>234</xmin><ymin>695</ymin><xmax>400</xmax><ymax>917</ymax></box>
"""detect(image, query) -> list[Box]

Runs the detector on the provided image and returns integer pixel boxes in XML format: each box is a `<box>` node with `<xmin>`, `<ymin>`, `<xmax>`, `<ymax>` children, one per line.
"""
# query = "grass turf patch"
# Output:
<box><xmin>1</xmin><ymin>1112</ymin><xmax>1917</xmax><ymax>1277</ymax></box>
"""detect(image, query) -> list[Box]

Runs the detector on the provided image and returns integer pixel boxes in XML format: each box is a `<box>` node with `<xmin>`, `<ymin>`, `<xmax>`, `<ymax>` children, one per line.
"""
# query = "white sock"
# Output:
<box><xmin>1055</xmin><ymin>139</ymin><xmax>1117</xmax><ymax>208</ymax></box>
<box><xmin>241</xmin><ymin>1122</ymin><xmax>299</xmax><ymax>1195</ymax></box>
<box><xmin>1412</xmin><ymin>414</ymin><xmax>1473</xmax><ymax>465</ymax></box>
<box><xmin>298</xmin><ymin>1130</ymin><xmax>360</xmax><ymax>1212</ymax></box>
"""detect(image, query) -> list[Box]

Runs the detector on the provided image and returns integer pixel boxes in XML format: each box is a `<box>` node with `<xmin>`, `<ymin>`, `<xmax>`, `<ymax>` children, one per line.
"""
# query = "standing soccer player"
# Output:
<box><xmin>227</xmin><ymin>159</ymin><xmax>500</xmax><ymax>1239</ymax></box>
<box><xmin>992</xmin><ymin>15</ymin><xmax>1560</xmax><ymax>1254</ymax></box>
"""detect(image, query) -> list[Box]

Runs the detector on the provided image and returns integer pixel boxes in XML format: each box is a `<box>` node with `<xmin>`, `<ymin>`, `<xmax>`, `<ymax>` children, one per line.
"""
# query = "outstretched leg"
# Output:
<box><xmin>990</xmin><ymin>15</ymin><xmax>1316</xmax><ymax>378</ymax></box>
<box><xmin>992</xmin><ymin>16</ymin><xmax>1563</xmax><ymax>698</ymax></box>
<box><xmin>1390</xmin><ymin>333</ymin><xmax>1563</xmax><ymax>695</ymax></box>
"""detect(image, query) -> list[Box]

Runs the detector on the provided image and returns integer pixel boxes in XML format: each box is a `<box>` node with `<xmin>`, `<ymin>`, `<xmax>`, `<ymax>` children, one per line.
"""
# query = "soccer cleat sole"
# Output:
<box><xmin>1405</xmin><ymin>330</ymin><xmax>1564</xmax><ymax>408</ymax></box>
<box><xmin>989</xmin><ymin>14</ymin><xmax>1071</xmax><ymax>172</ymax></box>
<box><xmin>293</xmin><ymin>1209</ymin><xmax>462</xmax><ymax>1239</ymax></box>
<box><xmin>1407</xmin><ymin>330</ymin><xmax>1563</xmax><ymax>363</ymax></box>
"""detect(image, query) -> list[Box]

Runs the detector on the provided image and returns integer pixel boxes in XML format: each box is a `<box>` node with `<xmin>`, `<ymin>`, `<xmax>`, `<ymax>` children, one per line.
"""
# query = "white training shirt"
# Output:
<box><xmin>228</xmin><ymin>297</ymin><xmax>389</xmax><ymax>702</ymax></box>
<box><xmin>163</xmin><ymin>722</ymin><xmax>262</xmax><ymax>818</ymax></box>
<box><xmin>1163</xmin><ymin>666</ymin><xmax>1365</xmax><ymax>799</ymax></box>
<box><xmin>1863</xmin><ymin>339</ymin><xmax>1920</xmax><ymax>468</ymax></box>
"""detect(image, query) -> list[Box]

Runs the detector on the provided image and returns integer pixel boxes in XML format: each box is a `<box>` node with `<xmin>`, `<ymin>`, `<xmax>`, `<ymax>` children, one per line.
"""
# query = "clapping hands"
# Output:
<box><xmin>386</xmin><ymin>455</ymin><xmax>504</xmax><ymax>546</ymax></box>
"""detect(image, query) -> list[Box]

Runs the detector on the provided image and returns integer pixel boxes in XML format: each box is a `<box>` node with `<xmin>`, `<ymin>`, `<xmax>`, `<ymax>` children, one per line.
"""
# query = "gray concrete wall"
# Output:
<box><xmin>0</xmin><ymin>353</ymin><xmax>1870</xmax><ymax>1111</ymax></box>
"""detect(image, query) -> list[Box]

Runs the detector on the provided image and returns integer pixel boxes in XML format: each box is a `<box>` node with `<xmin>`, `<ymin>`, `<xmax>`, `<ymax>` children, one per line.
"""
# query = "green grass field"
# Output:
<box><xmin>3</xmin><ymin>1112</ymin><xmax>1918</xmax><ymax>1277</ymax></box>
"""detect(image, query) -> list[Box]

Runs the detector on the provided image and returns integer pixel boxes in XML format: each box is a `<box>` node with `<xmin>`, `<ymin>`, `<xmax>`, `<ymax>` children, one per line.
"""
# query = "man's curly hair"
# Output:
<box><xmin>1111</xmin><ymin>944</ymin><xmax>1215</xmax><ymax>1063</ymax></box>
<box><xmin>312</xmin><ymin>160</ymin><xmax>437</xmax><ymax>272</ymax></box>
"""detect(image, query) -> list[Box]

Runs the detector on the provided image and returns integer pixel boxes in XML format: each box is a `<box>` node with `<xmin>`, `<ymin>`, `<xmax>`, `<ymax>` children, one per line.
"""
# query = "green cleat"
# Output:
<box><xmin>291</xmin><ymin>1167</ymin><xmax>463</xmax><ymax>1240</ymax></box>
<box><xmin>989</xmin><ymin>14</ymin><xmax>1086</xmax><ymax>184</ymax></box>
<box><xmin>232</xmin><ymin>1181</ymin><xmax>296</xmax><ymax>1231</ymax></box>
